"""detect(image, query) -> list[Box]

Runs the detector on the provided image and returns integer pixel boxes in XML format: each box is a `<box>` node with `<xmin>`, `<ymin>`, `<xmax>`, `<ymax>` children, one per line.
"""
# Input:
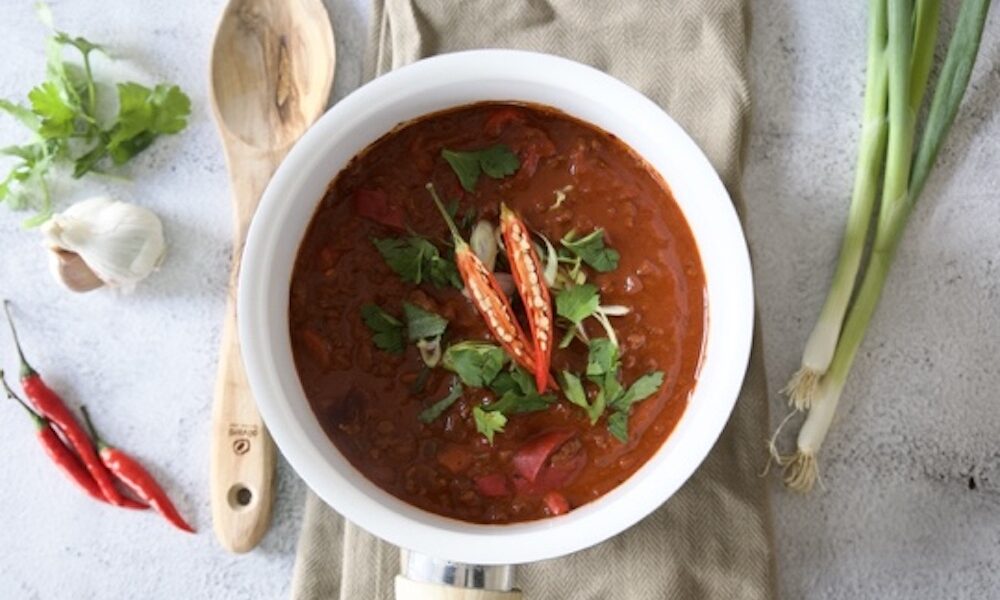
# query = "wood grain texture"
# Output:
<box><xmin>208</xmin><ymin>0</ymin><xmax>334</xmax><ymax>554</ymax></box>
<box><xmin>395</xmin><ymin>578</ymin><xmax>523</xmax><ymax>600</ymax></box>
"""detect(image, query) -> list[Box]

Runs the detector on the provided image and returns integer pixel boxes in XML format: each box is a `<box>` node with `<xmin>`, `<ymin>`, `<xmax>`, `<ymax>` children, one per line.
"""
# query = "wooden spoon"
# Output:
<box><xmin>208</xmin><ymin>0</ymin><xmax>335</xmax><ymax>553</ymax></box>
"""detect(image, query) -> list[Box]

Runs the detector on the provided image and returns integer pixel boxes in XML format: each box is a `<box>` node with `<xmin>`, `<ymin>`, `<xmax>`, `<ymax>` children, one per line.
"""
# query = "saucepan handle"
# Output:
<box><xmin>395</xmin><ymin>577</ymin><xmax>523</xmax><ymax>599</ymax></box>
<box><xmin>397</xmin><ymin>551</ymin><xmax>521</xmax><ymax>600</ymax></box>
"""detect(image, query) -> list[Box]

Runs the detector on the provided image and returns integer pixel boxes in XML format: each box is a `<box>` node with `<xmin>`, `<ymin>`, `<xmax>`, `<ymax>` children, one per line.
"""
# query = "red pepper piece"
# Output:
<box><xmin>1</xmin><ymin>372</ymin><xmax>147</xmax><ymax>510</ymax></box>
<box><xmin>542</xmin><ymin>491</ymin><xmax>569</xmax><ymax>516</ymax></box>
<box><xmin>512</xmin><ymin>429</ymin><xmax>576</xmax><ymax>483</ymax></box>
<box><xmin>353</xmin><ymin>188</ymin><xmax>406</xmax><ymax>230</ymax></box>
<box><xmin>3</xmin><ymin>301</ymin><xmax>129</xmax><ymax>507</ymax></box>
<box><xmin>427</xmin><ymin>184</ymin><xmax>539</xmax><ymax>375</ymax></box>
<box><xmin>500</xmin><ymin>203</ymin><xmax>554</xmax><ymax>392</ymax></box>
<box><xmin>81</xmin><ymin>406</ymin><xmax>196</xmax><ymax>534</ymax></box>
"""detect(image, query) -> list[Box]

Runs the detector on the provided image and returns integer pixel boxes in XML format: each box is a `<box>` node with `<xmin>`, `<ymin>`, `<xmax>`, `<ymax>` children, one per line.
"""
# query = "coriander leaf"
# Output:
<box><xmin>372</xmin><ymin>236</ymin><xmax>461</xmax><ymax>289</ymax></box>
<box><xmin>105</xmin><ymin>83</ymin><xmax>192</xmax><ymax>166</ymax></box>
<box><xmin>52</xmin><ymin>32</ymin><xmax>104</xmax><ymax>58</ymax></box>
<box><xmin>509</xmin><ymin>366</ymin><xmax>538</xmax><ymax>395</ymax></box>
<box><xmin>418</xmin><ymin>379</ymin><xmax>463</xmax><ymax>423</ymax></box>
<box><xmin>403</xmin><ymin>302</ymin><xmax>448</xmax><ymax>341</ymax></box>
<box><xmin>0</xmin><ymin>99</ymin><xmax>41</xmax><ymax>132</ymax></box>
<box><xmin>149</xmin><ymin>84</ymin><xmax>192</xmax><ymax>134</ymax></box>
<box><xmin>360</xmin><ymin>303</ymin><xmax>405</xmax><ymax>354</ymax></box>
<box><xmin>610</xmin><ymin>371</ymin><xmax>665</xmax><ymax>412</ymax></box>
<box><xmin>600</xmin><ymin>372</ymin><xmax>624</xmax><ymax>407</ymax></box>
<box><xmin>561</xmin><ymin>371</ymin><xmax>588</xmax><ymax>409</ymax></box>
<box><xmin>607</xmin><ymin>411</ymin><xmax>629</xmax><ymax>442</ymax></box>
<box><xmin>561</xmin><ymin>229</ymin><xmax>620</xmax><ymax>272</ymax></box>
<box><xmin>487</xmin><ymin>390</ymin><xmax>554</xmax><ymax>414</ymax></box>
<box><xmin>561</xmin><ymin>370</ymin><xmax>605</xmax><ymax>424</ymax></box>
<box><xmin>586</xmin><ymin>338</ymin><xmax>620</xmax><ymax>378</ymax></box>
<box><xmin>477</xmin><ymin>145</ymin><xmax>520</xmax><ymax>179</ymax></box>
<box><xmin>555</xmin><ymin>283</ymin><xmax>600</xmax><ymax>325</ymax></box>
<box><xmin>442</xmin><ymin>342</ymin><xmax>508</xmax><ymax>387</ymax></box>
<box><xmin>28</xmin><ymin>82</ymin><xmax>75</xmax><ymax>139</ymax></box>
<box><xmin>441</xmin><ymin>144</ymin><xmax>519</xmax><ymax>192</ymax></box>
<box><xmin>373</xmin><ymin>237</ymin><xmax>424</xmax><ymax>283</ymax></box>
<box><xmin>473</xmin><ymin>405</ymin><xmax>507</xmax><ymax>444</ymax></box>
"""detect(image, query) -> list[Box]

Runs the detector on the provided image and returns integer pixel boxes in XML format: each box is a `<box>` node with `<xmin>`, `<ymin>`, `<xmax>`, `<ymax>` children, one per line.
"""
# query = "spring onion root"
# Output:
<box><xmin>775</xmin><ymin>0</ymin><xmax>990</xmax><ymax>493</ymax></box>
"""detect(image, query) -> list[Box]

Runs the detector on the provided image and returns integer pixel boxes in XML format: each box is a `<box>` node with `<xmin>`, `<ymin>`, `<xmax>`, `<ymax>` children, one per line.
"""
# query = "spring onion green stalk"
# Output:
<box><xmin>784</xmin><ymin>0</ymin><xmax>889</xmax><ymax>409</ymax></box>
<box><xmin>782</xmin><ymin>0</ymin><xmax>990</xmax><ymax>492</ymax></box>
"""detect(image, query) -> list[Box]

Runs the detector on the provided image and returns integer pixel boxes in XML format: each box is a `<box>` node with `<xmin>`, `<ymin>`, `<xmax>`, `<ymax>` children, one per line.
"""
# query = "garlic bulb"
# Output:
<box><xmin>40</xmin><ymin>196</ymin><xmax>166</xmax><ymax>292</ymax></box>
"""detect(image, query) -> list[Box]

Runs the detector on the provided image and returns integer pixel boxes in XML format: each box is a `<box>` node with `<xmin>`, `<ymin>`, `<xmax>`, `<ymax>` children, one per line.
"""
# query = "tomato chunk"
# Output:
<box><xmin>484</xmin><ymin>107</ymin><xmax>526</xmax><ymax>137</ymax></box>
<box><xmin>474</xmin><ymin>473</ymin><xmax>509</xmax><ymax>497</ymax></box>
<box><xmin>353</xmin><ymin>188</ymin><xmax>405</xmax><ymax>230</ymax></box>
<box><xmin>542</xmin><ymin>491</ymin><xmax>569</xmax><ymax>516</ymax></box>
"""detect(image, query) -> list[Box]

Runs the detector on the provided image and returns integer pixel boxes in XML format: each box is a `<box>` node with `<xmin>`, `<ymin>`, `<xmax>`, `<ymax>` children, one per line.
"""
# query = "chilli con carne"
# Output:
<box><xmin>289</xmin><ymin>102</ymin><xmax>706</xmax><ymax>524</ymax></box>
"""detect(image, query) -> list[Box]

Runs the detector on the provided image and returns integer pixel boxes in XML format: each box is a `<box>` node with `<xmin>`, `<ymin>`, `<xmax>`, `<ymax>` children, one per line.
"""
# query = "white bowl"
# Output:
<box><xmin>239</xmin><ymin>49</ymin><xmax>753</xmax><ymax>565</ymax></box>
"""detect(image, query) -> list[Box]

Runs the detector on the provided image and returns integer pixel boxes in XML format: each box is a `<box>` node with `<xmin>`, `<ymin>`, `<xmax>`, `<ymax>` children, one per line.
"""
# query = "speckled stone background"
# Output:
<box><xmin>0</xmin><ymin>1</ymin><xmax>997</xmax><ymax>598</ymax></box>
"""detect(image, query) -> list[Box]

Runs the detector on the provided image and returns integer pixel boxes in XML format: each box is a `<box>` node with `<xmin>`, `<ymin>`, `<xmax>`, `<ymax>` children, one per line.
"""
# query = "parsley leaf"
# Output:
<box><xmin>555</xmin><ymin>283</ymin><xmax>600</xmax><ymax>324</ymax></box>
<box><xmin>473</xmin><ymin>405</ymin><xmax>507</xmax><ymax>444</ymax></box>
<box><xmin>488</xmin><ymin>390</ymin><xmax>553</xmax><ymax>414</ymax></box>
<box><xmin>372</xmin><ymin>236</ymin><xmax>462</xmax><ymax>289</ymax></box>
<box><xmin>586</xmin><ymin>338</ymin><xmax>620</xmax><ymax>379</ymax></box>
<box><xmin>442</xmin><ymin>342</ymin><xmax>508</xmax><ymax>387</ymax></box>
<box><xmin>418</xmin><ymin>378</ymin><xmax>463</xmax><ymax>424</ymax></box>
<box><xmin>561</xmin><ymin>229</ymin><xmax>620</xmax><ymax>272</ymax></box>
<box><xmin>610</xmin><ymin>371</ymin><xmax>665</xmax><ymax>412</ymax></box>
<box><xmin>441</xmin><ymin>144</ymin><xmax>520</xmax><ymax>192</ymax></box>
<box><xmin>402</xmin><ymin>302</ymin><xmax>448</xmax><ymax>341</ymax></box>
<box><xmin>360</xmin><ymin>304</ymin><xmax>405</xmax><ymax>354</ymax></box>
<box><xmin>561</xmin><ymin>371</ymin><xmax>605</xmax><ymax>424</ymax></box>
<box><xmin>607</xmin><ymin>411</ymin><xmax>629</xmax><ymax>442</ymax></box>
<box><xmin>100</xmin><ymin>83</ymin><xmax>191</xmax><ymax>169</ymax></box>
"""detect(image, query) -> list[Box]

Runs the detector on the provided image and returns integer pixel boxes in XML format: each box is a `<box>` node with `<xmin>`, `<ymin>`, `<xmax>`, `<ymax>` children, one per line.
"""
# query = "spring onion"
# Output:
<box><xmin>775</xmin><ymin>0</ymin><xmax>991</xmax><ymax>492</ymax></box>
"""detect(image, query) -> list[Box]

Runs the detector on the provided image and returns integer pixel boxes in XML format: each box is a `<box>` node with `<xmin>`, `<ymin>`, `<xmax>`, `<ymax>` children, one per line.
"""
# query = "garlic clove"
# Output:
<box><xmin>48</xmin><ymin>248</ymin><xmax>105</xmax><ymax>293</ymax></box>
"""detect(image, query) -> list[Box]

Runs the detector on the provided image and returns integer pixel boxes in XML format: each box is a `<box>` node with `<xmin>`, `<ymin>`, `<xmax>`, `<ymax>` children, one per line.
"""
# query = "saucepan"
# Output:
<box><xmin>238</xmin><ymin>50</ymin><xmax>753</xmax><ymax>598</ymax></box>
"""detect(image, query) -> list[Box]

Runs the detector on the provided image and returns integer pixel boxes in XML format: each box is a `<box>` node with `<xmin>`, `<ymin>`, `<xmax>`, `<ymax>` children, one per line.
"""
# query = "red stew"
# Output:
<box><xmin>289</xmin><ymin>102</ymin><xmax>706</xmax><ymax>523</ymax></box>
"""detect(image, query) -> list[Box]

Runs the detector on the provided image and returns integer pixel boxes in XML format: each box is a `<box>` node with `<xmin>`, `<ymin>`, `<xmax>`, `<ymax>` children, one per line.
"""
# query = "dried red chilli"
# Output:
<box><xmin>500</xmin><ymin>203</ymin><xmax>553</xmax><ymax>391</ymax></box>
<box><xmin>81</xmin><ymin>406</ymin><xmax>196</xmax><ymax>534</ymax></box>
<box><xmin>3</xmin><ymin>301</ymin><xmax>129</xmax><ymax>507</ymax></box>
<box><xmin>426</xmin><ymin>184</ymin><xmax>540</xmax><ymax>375</ymax></box>
<box><xmin>1</xmin><ymin>371</ymin><xmax>147</xmax><ymax>510</ymax></box>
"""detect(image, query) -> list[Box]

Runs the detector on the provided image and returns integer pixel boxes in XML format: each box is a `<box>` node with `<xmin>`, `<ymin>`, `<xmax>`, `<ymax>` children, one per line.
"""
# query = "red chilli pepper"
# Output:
<box><xmin>500</xmin><ymin>203</ymin><xmax>554</xmax><ymax>392</ymax></box>
<box><xmin>427</xmin><ymin>184</ymin><xmax>540</xmax><ymax>376</ymax></box>
<box><xmin>1</xmin><ymin>372</ymin><xmax>146</xmax><ymax>510</ymax></box>
<box><xmin>81</xmin><ymin>406</ymin><xmax>196</xmax><ymax>534</ymax></box>
<box><xmin>3</xmin><ymin>301</ymin><xmax>129</xmax><ymax>507</ymax></box>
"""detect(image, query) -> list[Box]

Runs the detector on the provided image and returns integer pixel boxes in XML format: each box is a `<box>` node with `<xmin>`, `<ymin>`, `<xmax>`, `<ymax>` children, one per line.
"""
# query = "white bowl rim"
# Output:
<box><xmin>239</xmin><ymin>49</ymin><xmax>754</xmax><ymax>565</ymax></box>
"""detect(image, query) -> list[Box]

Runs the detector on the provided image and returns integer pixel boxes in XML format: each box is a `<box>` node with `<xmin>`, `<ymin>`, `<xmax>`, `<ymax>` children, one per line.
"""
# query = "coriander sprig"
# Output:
<box><xmin>0</xmin><ymin>9</ymin><xmax>191</xmax><ymax>227</ymax></box>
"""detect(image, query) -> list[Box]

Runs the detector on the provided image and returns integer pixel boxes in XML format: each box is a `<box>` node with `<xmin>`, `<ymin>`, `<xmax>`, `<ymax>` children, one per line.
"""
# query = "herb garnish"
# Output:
<box><xmin>360</xmin><ymin>304</ymin><xmax>405</xmax><ymax>354</ymax></box>
<box><xmin>0</xmin><ymin>11</ymin><xmax>191</xmax><ymax>226</ymax></box>
<box><xmin>418</xmin><ymin>378</ymin><xmax>464</xmax><ymax>424</ymax></box>
<box><xmin>403</xmin><ymin>303</ymin><xmax>448</xmax><ymax>341</ymax></box>
<box><xmin>561</xmin><ymin>229</ymin><xmax>620</xmax><ymax>273</ymax></box>
<box><xmin>442</xmin><ymin>342</ymin><xmax>508</xmax><ymax>387</ymax></box>
<box><xmin>554</xmin><ymin>283</ymin><xmax>600</xmax><ymax>347</ymax></box>
<box><xmin>441</xmin><ymin>145</ymin><xmax>520</xmax><ymax>192</ymax></box>
<box><xmin>569</xmin><ymin>337</ymin><xmax>666</xmax><ymax>442</ymax></box>
<box><xmin>372</xmin><ymin>236</ymin><xmax>462</xmax><ymax>289</ymax></box>
<box><xmin>472</xmin><ymin>406</ymin><xmax>507</xmax><ymax>444</ymax></box>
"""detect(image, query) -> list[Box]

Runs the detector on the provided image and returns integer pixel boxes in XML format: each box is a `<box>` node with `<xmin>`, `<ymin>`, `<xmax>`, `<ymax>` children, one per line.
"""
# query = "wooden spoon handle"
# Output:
<box><xmin>210</xmin><ymin>149</ymin><xmax>282</xmax><ymax>553</ymax></box>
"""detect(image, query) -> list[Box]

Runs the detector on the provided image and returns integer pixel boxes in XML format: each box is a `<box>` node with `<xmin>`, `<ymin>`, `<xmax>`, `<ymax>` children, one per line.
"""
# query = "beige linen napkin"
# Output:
<box><xmin>292</xmin><ymin>1</ymin><xmax>776</xmax><ymax>598</ymax></box>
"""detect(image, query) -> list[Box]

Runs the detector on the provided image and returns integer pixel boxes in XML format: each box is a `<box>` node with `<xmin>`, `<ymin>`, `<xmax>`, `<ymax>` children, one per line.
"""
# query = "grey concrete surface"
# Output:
<box><xmin>0</xmin><ymin>1</ymin><xmax>996</xmax><ymax>598</ymax></box>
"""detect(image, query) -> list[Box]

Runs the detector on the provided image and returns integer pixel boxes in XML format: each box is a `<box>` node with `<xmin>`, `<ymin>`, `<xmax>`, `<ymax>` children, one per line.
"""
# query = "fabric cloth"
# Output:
<box><xmin>292</xmin><ymin>1</ymin><xmax>776</xmax><ymax>598</ymax></box>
